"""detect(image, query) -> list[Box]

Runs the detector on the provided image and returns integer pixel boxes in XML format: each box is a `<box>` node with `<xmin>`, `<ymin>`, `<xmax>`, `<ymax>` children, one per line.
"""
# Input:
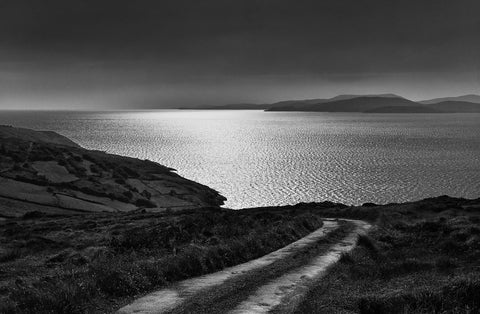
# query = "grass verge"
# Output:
<box><xmin>295</xmin><ymin>196</ymin><xmax>480</xmax><ymax>314</ymax></box>
<box><xmin>0</xmin><ymin>205</ymin><xmax>336</xmax><ymax>313</ymax></box>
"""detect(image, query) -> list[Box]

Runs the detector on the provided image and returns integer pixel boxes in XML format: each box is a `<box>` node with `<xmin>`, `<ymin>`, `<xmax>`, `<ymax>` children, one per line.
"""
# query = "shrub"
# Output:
<box><xmin>122</xmin><ymin>190</ymin><xmax>133</xmax><ymax>199</ymax></box>
<box><xmin>8</xmin><ymin>277</ymin><xmax>94</xmax><ymax>314</ymax></box>
<box><xmin>339</xmin><ymin>252</ymin><xmax>355</xmax><ymax>264</ymax></box>
<box><xmin>122</xmin><ymin>167</ymin><xmax>139</xmax><ymax>178</ymax></box>
<box><xmin>135</xmin><ymin>198</ymin><xmax>156</xmax><ymax>208</ymax></box>
<box><xmin>440</xmin><ymin>238</ymin><xmax>465</xmax><ymax>254</ymax></box>
<box><xmin>359</xmin><ymin>277</ymin><xmax>480</xmax><ymax>314</ymax></box>
<box><xmin>0</xmin><ymin>248</ymin><xmax>22</xmax><ymax>263</ymax></box>
<box><xmin>357</xmin><ymin>235</ymin><xmax>379</xmax><ymax>259</ymax></box>
<box><xmin>91</xmin><ymin>258</ymin><xmax>151</xmax><ymax>296</ymax></box>
<box><xmin>89</xmin><ymin>164</ymin><xmax>100</xmax><ymax>173</ymax></box>
<box><xmin>435</xmin><ymin>256</ymin><xmax>457</xmax><ymax>270</ymax></box>
<box><xmin>22</xmin><ymin>211</ymin><xmax>46</xmax><ymax>220</ymax></box>
<box><xmin>82</xmin><ymin>154</ymin><xmax>95</xmax><ymax>162</ymax></box>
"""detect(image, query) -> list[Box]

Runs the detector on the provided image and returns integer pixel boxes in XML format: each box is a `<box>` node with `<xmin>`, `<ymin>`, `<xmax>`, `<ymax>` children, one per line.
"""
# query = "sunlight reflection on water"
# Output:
<box><xmin>1</xmin><ymin>110</ymin><xmax>479</xmax><ymax>208</ymax></box>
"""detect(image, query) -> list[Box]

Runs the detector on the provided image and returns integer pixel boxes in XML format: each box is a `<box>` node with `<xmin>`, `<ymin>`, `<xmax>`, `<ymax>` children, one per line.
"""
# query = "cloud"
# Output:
<box><xmin>0</xmin><ymin>0</ymin><xmax>479</xmax><ymax>109</ymax></box>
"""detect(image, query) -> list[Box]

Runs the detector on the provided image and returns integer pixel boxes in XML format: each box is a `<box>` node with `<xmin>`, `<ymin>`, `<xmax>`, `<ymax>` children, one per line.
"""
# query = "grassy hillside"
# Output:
<box><xmin>0</xmin><ymin>125</ymin><xmax>80</xmax><ymax>148</ymax></box>
<box><xmin>0</xmin><ymin>126</ymin><xmax>225</xmax><ymax>216</ymax></box>
<box><xmin>0</xmin><ymin>205</ymin><xmax>334</xmax><ymax>313</ymax></box>
<box><xmin>0</xmin><ymin>195</ymin><xmax>478</xmax><ymax>313</ymax></box>
<box><xmin>296</xmin><ymin>196</ymin><xmax>480</xmax><ymax>313</ymax></box>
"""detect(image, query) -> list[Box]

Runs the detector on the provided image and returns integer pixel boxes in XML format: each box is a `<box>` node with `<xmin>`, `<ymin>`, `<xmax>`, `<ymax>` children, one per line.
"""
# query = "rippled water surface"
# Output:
<box><xmin>1</xmin><ymin>110</ymin><xmax>479</xmax><ymax>208</ymax></box>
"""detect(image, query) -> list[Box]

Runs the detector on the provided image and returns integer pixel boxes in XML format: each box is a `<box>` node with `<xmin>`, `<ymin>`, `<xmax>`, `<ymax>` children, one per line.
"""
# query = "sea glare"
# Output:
<box><xmin>1</xmin><ymin>110</ymin><xmax>479</xmax><ymax>208</ymax></box>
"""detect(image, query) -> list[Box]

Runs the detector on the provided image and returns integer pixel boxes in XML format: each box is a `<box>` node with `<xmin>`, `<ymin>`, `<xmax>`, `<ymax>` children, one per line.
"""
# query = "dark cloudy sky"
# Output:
<box><xmin>0</xmin><ymin>0</ymin><xmax>479</xmax><ymax>109</ymax></box>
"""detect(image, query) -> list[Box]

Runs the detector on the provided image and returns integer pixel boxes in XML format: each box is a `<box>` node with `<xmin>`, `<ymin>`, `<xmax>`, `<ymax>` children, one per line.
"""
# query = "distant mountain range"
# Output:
<box><xmin>266</xmin><ymin>94</ymin><xmax>480</xmax><ymax>113</ymax></box>
<box><xmin>427</xmin><ymin>101</ymin><xmax>480</xmax><ymax>113</ymax></box>
<box><xmin>266</xmin><ymin>96</ymin><xmax>421</xmax><ymax>112</ymax></box>
<box><xmin>180</xmin><ymin>93</ymin><xmax>480</xmax><ymax>113</ymax></box>
<box><xmin>420</xmin><ymin>94</ymin><xmax>480</xmax><ymax>104</ymax></box>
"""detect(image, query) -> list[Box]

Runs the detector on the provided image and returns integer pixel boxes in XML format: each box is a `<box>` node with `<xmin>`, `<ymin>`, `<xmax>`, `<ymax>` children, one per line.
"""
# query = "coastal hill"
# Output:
<box><xmin>0</xmin><ymin>125</ymin><xmax>80</xmax><ymax>147</ymax></box>
<box><xmin>420</xmin><ymin>94</ymin><xmax>480</xmax><ymax>104</ymax></box>
<box><xmin>268</xmin><ymin>93</ymin><xmax>402</xmax><ymax>109</ymax></box>
<box><xmin>427</xmin><ymin>100</ymin><xmax>480</xmax><ymax>113</ymax></box>
<box><xmin>266</xmin><ymin>95</ymin><xmax>423</xmax><ymax>112</ymax></box>
<box><xmin>363</xmin><ymin>105</ymin><xmax>440</xmax><ymax>113</ymax></box>
<box><xmin>266</xmin><ymin>94</ymin><xmax>480</xmax><ymax>113</ymax></box>
<box><xmin>180</xmin><ymin>94</ymin><xmax>480</xmax><ymax>113</ymax></box>
<box><xmin>0</xmin><ymin>125</ymin><xmax>225</xmax><ymax>217</ymax></box>
<box><xmin>178</xmin><ymin>94</ymin><xmax>404</xmax><ymax>111</ymax></box>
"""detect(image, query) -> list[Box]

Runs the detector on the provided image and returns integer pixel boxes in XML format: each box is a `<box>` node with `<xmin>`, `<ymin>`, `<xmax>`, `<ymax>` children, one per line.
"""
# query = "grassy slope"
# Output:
<box><xmin>0</xmin><ymin>129</ymin><xmax>225</xmax><ymax>216</ymax></box>
<box><xmin>295</xmin><ymin>196</ymin><xmax>480</xmax><ymax>314</ymax></box>
<box><xmin>0</xmin><ymin>125</ymin><xmax>80</xmax><ymax>148</ymax></box>
<box><xmin>0</xmin><ymin>204</ymin><xmax>339</xmax><ymax>313</ymax></box>
<box><xmin>1</xmin><ymin>196</ymin><xmax>478</xmax><ymax>313</ymax></box>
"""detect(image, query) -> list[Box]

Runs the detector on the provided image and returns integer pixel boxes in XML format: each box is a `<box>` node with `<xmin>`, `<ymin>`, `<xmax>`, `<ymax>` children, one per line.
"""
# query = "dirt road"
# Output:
<box><xmin>117</xmin><ymin>219</ymin><xmax>371</xmax><ymax>314</ymax></box>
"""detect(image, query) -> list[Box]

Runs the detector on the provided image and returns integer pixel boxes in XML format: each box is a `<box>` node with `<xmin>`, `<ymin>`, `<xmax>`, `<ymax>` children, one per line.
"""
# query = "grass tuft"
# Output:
<box><xmin>0</xmin><ymin>248</ymin><xmax>22</xmax><ymax>263</ymax></box>
<box><xmin>358</xmin><ymin>277</ymin><xmax>480</xmax><ymax>314</ymax></box>
<box><xmin>339</xmin><ymin>252</ymin><xmax>355</xmax><ymax>264</ymax></box>
<box><xmin>357</xmin><ymin>234</ymin><xmax>380</xmax><ymax>260</ymax></box>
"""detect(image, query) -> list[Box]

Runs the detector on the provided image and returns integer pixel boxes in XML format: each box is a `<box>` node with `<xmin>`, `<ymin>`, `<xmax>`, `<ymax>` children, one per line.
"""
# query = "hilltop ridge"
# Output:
<box><xmin>420</xmin><ymin>94</ymin><xmax>480</xmax><ymax>104</ymax></box>
<box><xmin>266</xmin><ymin>96</ymin><xmax>418</xmax><ymax>112</ymax></box>
<box><xmin>0</xmin><ymin>125</ymin><xmax>80</xmax><ymax>147</ymax></box>
<box><xmin>177</xmin><ymin>93</ymin><xmax>480</xmax><ymax>113</ymax></box>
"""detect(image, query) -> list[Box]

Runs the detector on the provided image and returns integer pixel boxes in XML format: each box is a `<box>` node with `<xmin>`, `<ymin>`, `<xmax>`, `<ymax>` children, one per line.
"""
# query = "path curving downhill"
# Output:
<box><xmin>117</xmin><ymin>219</ymin><xmax>371</xmax><ymax>314</ymax></box>
<box><xmin>229</xmin><ymin>219</ymin><xmax>371</xmax><ymax>314</ymax></box>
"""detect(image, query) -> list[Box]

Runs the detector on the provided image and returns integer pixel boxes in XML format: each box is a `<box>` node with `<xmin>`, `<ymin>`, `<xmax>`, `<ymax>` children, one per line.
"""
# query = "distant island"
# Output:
<box><xmin>419</xmin><ymin>94</ymin><xmax>480</xmax><ymax>105</ymax></box>
<box><xmin>180</xmin><ymin>93</ymin><xmax>480</xmax><ymax>113</ymax></box>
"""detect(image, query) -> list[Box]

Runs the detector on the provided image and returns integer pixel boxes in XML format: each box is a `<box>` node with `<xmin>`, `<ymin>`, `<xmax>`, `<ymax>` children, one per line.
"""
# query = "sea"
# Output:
<box><xmin>1</xmin><ymin>110</ymin><xmax>479</xmax><ymax>209</ymax></box>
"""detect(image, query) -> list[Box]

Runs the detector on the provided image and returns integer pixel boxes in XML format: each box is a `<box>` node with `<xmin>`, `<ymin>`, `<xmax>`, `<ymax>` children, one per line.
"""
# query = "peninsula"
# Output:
<box><xmin>0</xmin><ymin>125</ymin><xmax>225</xmax><ymax>218</ymax></box>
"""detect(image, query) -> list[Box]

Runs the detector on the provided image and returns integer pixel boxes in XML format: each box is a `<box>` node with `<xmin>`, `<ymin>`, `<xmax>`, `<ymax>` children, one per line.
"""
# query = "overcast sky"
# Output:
<box><xmin>0</xmin><ymin>0</ymin><xmax>479</xmax><ymax>109</ymax></box>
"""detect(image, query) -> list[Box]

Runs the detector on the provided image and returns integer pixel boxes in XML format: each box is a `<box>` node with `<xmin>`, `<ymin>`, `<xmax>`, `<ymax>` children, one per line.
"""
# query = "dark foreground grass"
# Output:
<box><xmin>0</xmin><ymin>204</ymin><xmax>335</xmax><ymax>313</ymax></box>
<box><xmin>358</xmin><ymin>275</ymin><xmax>480</xmax><ymax>313</ymax></box>
<box><xmin>295</xmin><ymin>196</ymin><xmax>480</xmax><ymax>314</ymax></box>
